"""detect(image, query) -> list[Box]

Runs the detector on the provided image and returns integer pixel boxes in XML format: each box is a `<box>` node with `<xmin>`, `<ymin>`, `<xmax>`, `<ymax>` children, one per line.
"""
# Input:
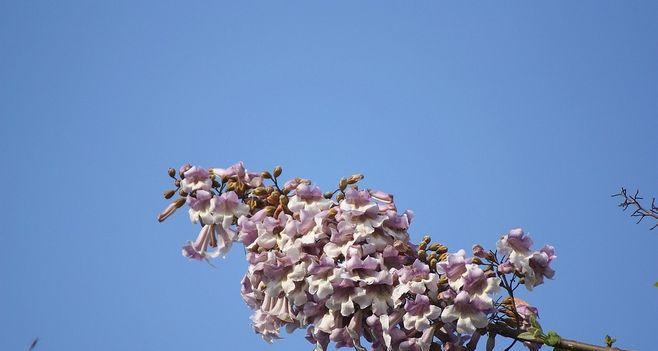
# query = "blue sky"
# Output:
<box><xmin>1</xmin><ymin>1</ymin><xmax>656</xmax><ymax>350</ymax></box>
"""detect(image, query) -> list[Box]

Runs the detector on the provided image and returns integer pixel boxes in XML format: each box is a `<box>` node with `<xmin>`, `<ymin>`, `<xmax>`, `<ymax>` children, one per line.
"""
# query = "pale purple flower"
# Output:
<box><xmin>436</xmin><ymin>249</ymin><xmax>468</xmax><ymax>290</ymax></box>
<box><xmin>441</xmin><ymin>291</ymin><xmax>492</xmax><ymax>334</ymax></box>
<box><xmin>180</xmin><ymin>166</ymin><xmax>212</xmax><ymax>193</ymax></box>
<box><xmin>288</xmin><ymin>184</ymin><xmax>333</xmax><ymax>212</ymax></box>
<box><xmin>402</xmin><ymin>294</ymin><xmax>441</xmax><ymax>332</ymax></box>
<box><xmin>393</xmin><ymin>259</ymin><xmax>439</xmax><ymax>303</ymax></box>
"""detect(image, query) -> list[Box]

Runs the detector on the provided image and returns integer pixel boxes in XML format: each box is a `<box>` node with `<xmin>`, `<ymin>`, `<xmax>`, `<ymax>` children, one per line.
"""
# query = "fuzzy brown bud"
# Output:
<box><xmin>252</xmin><ymin>187</ymin><xmax>268</xmax><ymax>196</ymax></box>
<box><xmin>279</xmin><ymin>195</ymin><xmax>289</xmax><ymax>206</ymax></box>
<box><xmin>438</xmin><ymin>253</ymin><xmax>449</xmax><ymax>261</ymax></box>
<box><xmin>417</xmin><ymin>250</ymin><xmax>427</xmax><ymax>261</ymax></box>
<box><xmin>167</xmin><ymin>168</ymin><xmax>176</xmax><ymax>178</ymax></box>
<box><xmin>261</xmin><ymin>171</ymin><xmax>272</xmax><ymax>179</ymax></box>
<box><xmin>264</xmin><ymin>206</ymin><xmax>276</xmax><ymax>216</ymax></box>
<box><xmin>323</xmin><ymin>191</ymin><xmax>334</xmax><ymax>199</ymax></box>
<box><xmin>339</xmin><ymin>178</ymin><xmax>348</xmax><ymax>191</ymax></box>
<box><xmin>273</xmin><ymin>166</ymin><xmax>282</xmax><ymax>178</ymax></box>
<box><xmin>347</xmin><ymin>174</ymin><xmax>364</xmax><ymax>184</ymax></box>
<box><xmin>429</xmin><ymin>258</ymin><xmax>438</xmax><ymax>268</ymax></box>
<box><xmin>422</xmin><ymin>235</ymin><xmax>431</xmax><ymax>243</ymax></box>
<box><xmin>163</xmin><ymin>190</ymin><xmax>176</xmax><ymax>199</ymax></box>
<box><xmin>428</xmin><ymin>243</ymin><xmax>441</xmax><ymax>251</ymax></box>
<box><xmin>336</xmin><ymin>193</ymin><xmax>345</xmax><ymax>202</ymax></box>
<box><xmin>179</xmin><ymin>190</ymin><xmax>188</xmax><ymax>197</ymax></box>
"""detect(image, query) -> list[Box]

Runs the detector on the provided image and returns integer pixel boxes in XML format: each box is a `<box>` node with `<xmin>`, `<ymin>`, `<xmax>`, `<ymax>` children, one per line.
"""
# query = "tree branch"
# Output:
<box><xmin>488</xmin><ymin>323</ymin><xmax>632</xmax><ymax>351</ymax></box>
<box><xmin>613</xmin><ymin>187</ymin><xmax>658</xmax><ymax>230</ymax></box>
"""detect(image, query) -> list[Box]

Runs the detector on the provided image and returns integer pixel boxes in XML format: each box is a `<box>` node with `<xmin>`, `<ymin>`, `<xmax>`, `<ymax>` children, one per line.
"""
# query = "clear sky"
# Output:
<box><xmin>1</xmin><ymin>1</ymin><xmax>657</xmax><ymax>350</ymax></box>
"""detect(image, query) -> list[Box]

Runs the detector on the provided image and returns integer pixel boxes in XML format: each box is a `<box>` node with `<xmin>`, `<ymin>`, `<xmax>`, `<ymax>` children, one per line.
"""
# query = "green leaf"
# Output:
<box><xmin>529</xmin><ymin>315</ymin><xmax>542</xmax><ymax>331</ymax></box>
<box><xmin>544</xmin><ymin>331</ymin><xmax>561</xmax><ymax>347</ymax></box>
<box><xmin>517</xmin><ymin>332</ymin><xmax>538</xmax><ymax>341</ymax></box>
<box><xmin>605</xmin><ymin>334</ymin><xmax>617</xmax><ymax>347</ymax></box>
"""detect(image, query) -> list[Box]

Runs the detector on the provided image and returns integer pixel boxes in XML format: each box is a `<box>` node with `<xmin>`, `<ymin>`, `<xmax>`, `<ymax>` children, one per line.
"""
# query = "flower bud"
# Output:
<box><xmin>252</xmin><ymin>187</ymin><xmax>268</xmax><ymax>196</ymax></box>
<box><xmin>422</xmin><ymin>235</ymin><xmax>431</xmax><ymax>243</ymax></box>
<box><xmin>428</xmin><ymin>243</ymin><xmax>441</xmax><ymax>251</ymax></box>
<box><xmin>471</xmin><ymin>257</ymin><xmax>483</xmax><ymax>265</ymax></box>
<box><xmin>418</xmin><ymin>242</ymin><xmax>428</xmax><ymax>250</ymax></box>
<box><xmin>339</xmin><ymin>178</ymin><xmax>348</xmax><ymax>191</ymax></box>
<box><xmin>438</xmin><ymin>253</ymin><xmax>449</xmax><ymax>261</ymax></box>
<box><xmin>347</xmin><ymin>174</ymin><xmax>364</xmax><ymax>184</ymax></box>
<box><xmin>429</xmin><ymin>258</ymin><xmax>438</xmax><ymax>268</ymax></box>
<box><xmin>264</xmin><ymin>206</ymin><xmax>276</xmax><ymax>216</ymax></box>
<box><xmin>417</xmin><ymin>250</ymin><xmax>427</xmax><ymax>261</ymax></box>
<box><xmin>179</xmin><ymin>190</ymin><xmax>188</xmax><ymax>197</ymax></box>
<box><xmin>167</xmin><ymin>168</ymin><xmax>176</xmax><ymax>178</ymax></box>
<box><xmin>175</xmin><ymin>179</ymin><xmax>181</xmax><ymax>187</ymax></box>
<box><xmin>157</xmin><ymin>198</ymin><xmax>186</xmax><ymax>222</ymax></box>
<box><xmin>163</xmin><ymin>190</ymin><xmax>176</xmax><ymax>199</ymax></box>
<box><xmin>336</xmin><ymin>193</ymin><xmax>345</xmax><ymax>202</ymax></box>
<box><xmin>279</xmin><ymin>195</ymin><xmax>289</xmax><ymax>206</ymax></box>
<box><xmin>273</xmin><ymin>166</ymin><xmax>282</xmax><ymax>178</ymax></box>
<box><xmin>323</xmin><ymin>191</ymin><xmax>334</xmax><ymax>199</ymax></box>
<box><xmin>261</xmin><ymin>171</ymin><xmax>272</xmax><ymax>179</ymax></box>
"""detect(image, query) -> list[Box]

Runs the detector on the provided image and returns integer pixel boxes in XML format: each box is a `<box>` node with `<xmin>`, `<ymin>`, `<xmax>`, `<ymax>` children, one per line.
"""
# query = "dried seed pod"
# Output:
<box><xmin>163</xmin><ymin>190</ymin><xmax>176</xmax><ymax>199</ymax></box>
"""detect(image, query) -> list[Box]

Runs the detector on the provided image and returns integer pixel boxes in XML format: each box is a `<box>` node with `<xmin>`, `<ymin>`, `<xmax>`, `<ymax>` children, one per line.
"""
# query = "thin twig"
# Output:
<box><xmin>613</xmin><ymin>187</ymin><xmax>658</xmax><ymax>230</ymax></box>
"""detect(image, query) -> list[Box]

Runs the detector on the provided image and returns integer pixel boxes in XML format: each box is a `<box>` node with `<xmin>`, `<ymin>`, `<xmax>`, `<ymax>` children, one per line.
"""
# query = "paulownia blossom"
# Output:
<box><xmin>157</xmin><ymin>163</ymin><xmax>624</xmax><ymax>351</ymax></box>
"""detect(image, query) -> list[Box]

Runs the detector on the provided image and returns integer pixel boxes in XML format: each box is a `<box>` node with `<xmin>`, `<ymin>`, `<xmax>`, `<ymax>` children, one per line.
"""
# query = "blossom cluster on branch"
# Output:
<box><xmin>158</xmin><ymin>162</ymin><xmax>559</xmax><ymax>351</ymax></box>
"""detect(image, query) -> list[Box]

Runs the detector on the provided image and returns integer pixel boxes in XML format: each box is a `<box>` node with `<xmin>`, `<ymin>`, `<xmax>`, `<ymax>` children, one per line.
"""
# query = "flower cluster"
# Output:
<box><xmin>158</xmin><ymin>163</ymin><xmax>556</xmax><ymax>351</ymax></box>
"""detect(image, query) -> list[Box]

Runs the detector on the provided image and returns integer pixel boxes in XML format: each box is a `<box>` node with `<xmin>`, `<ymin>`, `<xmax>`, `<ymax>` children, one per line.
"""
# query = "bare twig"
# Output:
<box><xmin>613</xmin><ymin>187</ymin><xmax>658</xmax><ymax>230</ymax></box>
